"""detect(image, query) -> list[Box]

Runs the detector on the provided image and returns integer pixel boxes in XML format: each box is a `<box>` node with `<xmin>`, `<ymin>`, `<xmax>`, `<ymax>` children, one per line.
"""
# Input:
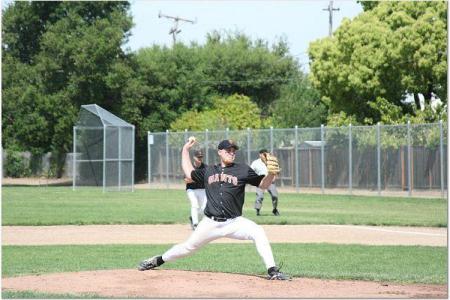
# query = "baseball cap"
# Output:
<box><xmin>217</xmin><ymin>139</ymin><xmax>239</xmax><ymax>150</ymax></box>
<box><xmin>193</xmin><ymin>150</ymin><xmax>204</xmax><ymax>158</ymax></box>
<box><xmin>259</xmin><ymin>149</ymin><xmax>268</xmax><ymax>154</ymax></box>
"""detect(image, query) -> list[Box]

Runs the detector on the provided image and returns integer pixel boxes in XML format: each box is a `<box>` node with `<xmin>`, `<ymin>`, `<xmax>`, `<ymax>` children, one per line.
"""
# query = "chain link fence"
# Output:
<box><xmin>147</xmin><ymin>121</ymin><xmax>447</xmax><ymax>198</ymax></box>
<box><xmin>73</xmin><ymin>104</ymin><xmax>135</xmax><ymax>192</ymax></box>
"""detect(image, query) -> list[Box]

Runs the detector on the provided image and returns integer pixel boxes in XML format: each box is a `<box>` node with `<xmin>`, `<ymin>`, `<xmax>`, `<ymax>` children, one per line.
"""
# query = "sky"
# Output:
<box><xmin>126</xmin><ymin>0</ymin><xmax>364</xmax><ymax>71</ymax></box>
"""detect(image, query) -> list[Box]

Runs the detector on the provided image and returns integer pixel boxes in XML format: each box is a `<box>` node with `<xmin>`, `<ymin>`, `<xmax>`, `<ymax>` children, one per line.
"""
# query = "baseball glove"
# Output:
<box><xmin>261</xmin><ymin>153</ymin><xmax>281</xmax><ymax>175</ymax></box>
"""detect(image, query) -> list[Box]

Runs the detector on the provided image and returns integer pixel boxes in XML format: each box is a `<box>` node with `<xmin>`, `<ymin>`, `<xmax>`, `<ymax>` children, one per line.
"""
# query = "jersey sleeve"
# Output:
<box><xmin>246</xmin><ymin>165</ymin><xmax>265</xmax><ymax>187</ymax></box>
<box><xmin>191</xmin><ymin>167</ymin><xmax>206</xmax><ymax>184</ymax></box>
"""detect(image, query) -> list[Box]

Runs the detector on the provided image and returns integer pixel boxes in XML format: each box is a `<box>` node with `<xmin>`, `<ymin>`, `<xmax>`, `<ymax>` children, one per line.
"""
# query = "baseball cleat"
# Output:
<box><xmin>256</xmin><ymin>209</ymin><xmax>261</xmax><ymax>216</ymax></box>
<box><xmin>138</xmin><ymin>255</ymin><xmax>160</xmax><ymax>271</ymax></box>
<box><xmin>268</xmin><ymin>266</ymin><xmax>291</xmax><ymax>281</ymax></box>
<box><xmin>272</xmin><ymin>209</ymin><xmax>280</xmax><ymax>216</ymax></box>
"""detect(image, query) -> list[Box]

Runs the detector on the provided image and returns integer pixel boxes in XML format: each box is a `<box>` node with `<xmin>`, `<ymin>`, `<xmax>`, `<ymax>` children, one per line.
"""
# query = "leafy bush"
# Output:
<box><xmin>170</xmin><ymin>94</ymin><xmax>271</xmax><ymax>131</ymax></box>
<box><xmin>4</xmin><ymin>150</ymin><xmax>31</xmax><ymax>177</ymax></box>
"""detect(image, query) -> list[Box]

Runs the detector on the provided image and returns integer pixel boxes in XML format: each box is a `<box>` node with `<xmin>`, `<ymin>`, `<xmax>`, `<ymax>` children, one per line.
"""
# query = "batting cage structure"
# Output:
<box><xmin>73</xmin><ymin>104</ymin><xmax>135</xmax><ymax>192</ymax></box>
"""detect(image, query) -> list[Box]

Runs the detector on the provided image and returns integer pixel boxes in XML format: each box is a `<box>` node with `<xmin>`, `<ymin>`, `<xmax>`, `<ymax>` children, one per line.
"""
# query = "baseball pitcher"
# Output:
<box><xmin>138</xmin><ymin>138</ymin><xmax>290</xmax><ymax>280</ymax></box>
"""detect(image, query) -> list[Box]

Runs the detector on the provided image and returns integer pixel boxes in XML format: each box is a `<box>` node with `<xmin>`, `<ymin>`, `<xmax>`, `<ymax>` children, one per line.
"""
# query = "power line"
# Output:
<box><xmin>192</xmin><ymin>77</ymin><xmax>298</xmax><ymax>84</ymax></box>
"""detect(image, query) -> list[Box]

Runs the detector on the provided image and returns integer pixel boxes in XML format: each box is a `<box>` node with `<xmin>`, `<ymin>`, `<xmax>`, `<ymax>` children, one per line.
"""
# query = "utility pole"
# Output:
<box><xmin>158</xmin><ymin>11</ymin><xmax>196</xmax><ymax>45</ymax></box>
<box><xmin>322</xmin><ymin>1</ymin><xmax>340</xmax><ymax>37</ymax></box>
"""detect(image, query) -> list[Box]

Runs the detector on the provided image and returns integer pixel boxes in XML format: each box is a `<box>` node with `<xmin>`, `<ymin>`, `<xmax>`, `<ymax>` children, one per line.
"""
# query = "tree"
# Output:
<box><xmin>2</xmin><ymin>1</ymin><xmax>133</xmax><ymax>176</ymax></box>
<box><xmin>309</xmin><ymin>1</ymin><xmax>447</xmax><ymax>125</ymax></box>
<box><xmin>3</xmin><ymin>4</ymin><xmax>302</xmax><ymax>179</ymax></box>
<box><xmin>271</xmin><ymin>74</ymin><xmax>326</xmax><ymax>128</ymax></box>
<box><xmin>170</xmin><ymin>94</ymin><xmax>269</xmax><ymax>131</ymax></box>
<box><xmin>202</xmin><ymin>31</ymin><xmax>298</xmax><ymax>110</ymax></box>
<box><xmin>357</xmin><ymin>1</ymin><xmax>379</xmax><ymax>12</ymax></box>
<box><xmin>120</xmin><ymin>32</ymin><xmax>300</xmax><ymax>139</ymax></box>
<box><xmin>119</xmin><ymin>35</ymin><xmax>298</xmax><ymax>179</ymax></box>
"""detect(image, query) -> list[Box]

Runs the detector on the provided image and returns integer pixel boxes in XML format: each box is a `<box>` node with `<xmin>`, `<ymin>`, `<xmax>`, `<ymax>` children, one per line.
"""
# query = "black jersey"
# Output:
<box><xmin>186</xmin><ymin>162</ymin><xmax>206</xmax><ymax>190</ymax></box>
<box><xmin>191</xmin><ymin>163</ymin><xmax>264</xmax><ymax>218</ymax></box>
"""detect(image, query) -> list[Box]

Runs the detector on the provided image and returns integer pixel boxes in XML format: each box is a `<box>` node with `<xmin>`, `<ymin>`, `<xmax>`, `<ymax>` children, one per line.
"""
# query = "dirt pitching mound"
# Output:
<box><xmin>2</xmin><ymin>269</ymin><xmax>447</xmax><ymax>298</ymax></box>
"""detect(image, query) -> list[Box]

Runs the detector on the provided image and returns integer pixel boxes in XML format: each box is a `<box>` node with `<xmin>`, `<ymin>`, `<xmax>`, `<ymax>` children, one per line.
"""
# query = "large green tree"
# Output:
<box><xmin>120</xmin><ymin>32</ymin><xmax>299</xmax><ymax>139</ymax></box>
<box><xmin>309</xmin><ymin>1</ymin><xmax>447</xmax><ymax>125</ymax></box>
<box><xmin>201</xmin><ymin>31</ymin><xmax>298</xmax><ymax>110</ymax></box>
<box><xmin>170</xmin><ymin>94</ymin><xmax>270</xmax><ymax>131</ymax></box>
<box><xmin>2</xmin><ymin>1</ymin><xmax>132</xmax><ymax>175</ymax></box>
<box><xmin>271</xmin><ymin>74</ymin><xmax>326</xmax><ymax>128</ymax></box>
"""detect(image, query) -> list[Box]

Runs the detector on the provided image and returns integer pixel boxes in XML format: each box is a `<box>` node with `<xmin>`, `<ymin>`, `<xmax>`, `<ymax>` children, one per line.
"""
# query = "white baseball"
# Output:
<box><xmin>188</xmin><ymin>136</ymin><xmax>196</xmax><ymax>143</ymax></box>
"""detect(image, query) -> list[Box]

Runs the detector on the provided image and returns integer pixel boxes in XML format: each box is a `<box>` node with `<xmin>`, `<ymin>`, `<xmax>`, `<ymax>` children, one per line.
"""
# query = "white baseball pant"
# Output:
<box><xmin>186</xmin><ymin>189</ymin><xmax>207</xmax><ymax>225</ymax></box>
<box><xmin>161</xmin><ymin>216</ymin><xmax>276</xmax><ymax>269</ymax></box>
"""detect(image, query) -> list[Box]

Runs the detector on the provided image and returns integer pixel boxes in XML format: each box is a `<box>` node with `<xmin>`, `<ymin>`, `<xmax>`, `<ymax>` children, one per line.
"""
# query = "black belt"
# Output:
<box><xmin>205</xmin><ymin>212</ymin><xmax>230</xmax><ymax>222</ymax></box>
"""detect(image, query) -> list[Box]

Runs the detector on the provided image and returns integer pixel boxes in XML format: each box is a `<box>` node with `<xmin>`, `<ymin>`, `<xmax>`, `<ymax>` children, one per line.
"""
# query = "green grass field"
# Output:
<box><xmin>2</xmin><ymin>187</ymin><xmax>447</xmax><ymax>226</ymax></box>
<box><xmin>2</xmin><ymin>243</ymin><xmax>447</xmax><ymax>284</ymax></box>
<box><xmin>2</xmin><ymin>186</ymin><xmax>447</xmax><ymax>299</ymax></box>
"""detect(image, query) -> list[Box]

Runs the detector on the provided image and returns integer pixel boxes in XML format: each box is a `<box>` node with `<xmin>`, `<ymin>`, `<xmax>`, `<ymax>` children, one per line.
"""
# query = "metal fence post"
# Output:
<box><xmin>225</xmin><ymin>127</ymin><xmax>229</xmax><ymax>139</ymax></box>
<box><xmin>118</xmin><ymin>127</ymin><xmax>122</xmax><ymax>191</ymax></box>
<box><xmin>131</xmin><ymin>126</ymin><xmax>135</xmax><ymax>192</ymax></box>
<box><xmin>103</xmin><ymin>125</ymin><xmax>106</xmax><ymax>193</ymax></box>
<box><xmin>377</xmin><ymin>122</ymin><xmax>381</xmax><ymax>195</ymax></box>
<box><xmin>166</xmin><ymin>129</ymin><xmax>169</xmax><ymax>189</ymax></box>
<box><xmin>407</xmin><ymin>121</ymin><xmax>412</xmax><ymax>197</ymax></box>
<box><xmin>439</xmin><ymin>120</ymin><xmax>444</xmax><ymax>198</ymax></box>
<box><xmin>184</xmin><ymin>129</ymin><xmax>188</xmax><ymax>143</ymax></box>
<box><xmin>148</xmin><ymin>131</ymin><xmax>151</xmax><ymax>187</ymax></box>
<box><xmin>247</xmin><ymin>128</ymin><xmax>251</xmax><ymax>164</ymax></box>
<box><xmin>73</xmin><ymin>127</ymin><xmax>76</xmax><ymax>191</ymax></box>
<box><xmin>205</xmin><ymin>129</ymin><xmax>209</xmax><ymax>164</ymax></box>
<box><xmin>349</xmin><ymin>124</ymin><xmax>352</xmax><ymax>195</ymax></box>
<box><xmin>321</xmin><ymin>124</ymin><xmax>325</xmax><ymax>194</ymax></box>
<box><xmin>295</xmin><ymin>125</ymin><xmax>299</xmax><ymax>193</ymax></box>
<box><xmin>270</xmin><ymin>126</ymin><xmax>274</xmax><ymax>153</ymax></box>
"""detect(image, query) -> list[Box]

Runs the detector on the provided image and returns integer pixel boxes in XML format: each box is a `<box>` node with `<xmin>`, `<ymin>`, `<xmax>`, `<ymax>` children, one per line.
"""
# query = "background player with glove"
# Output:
<box><xmin>185</xmin><ymin>150</ymin><xmax>207</xmax><ymax>230</ymax></box>
<box><xmin>138</xmin><ymin>138</ymin><xmax>290</xmax><ymax>280</ymax></box>
<box><xmin>250</xmin><ymin>149</ymin><xmax>280</xmax><ymax>216</ymax></box>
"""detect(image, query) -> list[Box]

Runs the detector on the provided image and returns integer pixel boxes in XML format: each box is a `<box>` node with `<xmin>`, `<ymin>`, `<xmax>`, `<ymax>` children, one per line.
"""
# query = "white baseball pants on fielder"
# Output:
<box><xmin>186</xmin><ymin>189</ymin><xmax>207</xmax><ymax>225</ymax></box>
<box><xmin>161</xmin><ymin>216</ymin><xmax>276</xmax><ymax>269</ymax></box>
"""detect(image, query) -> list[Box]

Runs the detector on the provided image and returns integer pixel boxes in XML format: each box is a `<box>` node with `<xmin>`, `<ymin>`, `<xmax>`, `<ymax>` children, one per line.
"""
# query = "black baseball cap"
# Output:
<box><xmin>218</xmin><ymin>139</ymin><xmax>239</xmax><ymax>150</ymax></box>
<box><xmin>194</xmin><ymin>150</ymin><xmax>204</xmax><ymax>158</ymax></box>
<box><xmin>259</xmin><ymin>149</ymin><xmax>268</xmax><ymax>154</ymax></box>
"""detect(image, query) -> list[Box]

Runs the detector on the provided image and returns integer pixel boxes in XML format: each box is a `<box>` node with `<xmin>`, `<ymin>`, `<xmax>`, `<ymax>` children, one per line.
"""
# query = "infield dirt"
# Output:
<box><xmin>2</xmin><ymin>224</ymin><xmax>447</xmax><ymax>298</ymax></box>
<box><xmin>2</xmin><ymin>269</ymin><xmax>447</xmax><ymax>298</ymax></box>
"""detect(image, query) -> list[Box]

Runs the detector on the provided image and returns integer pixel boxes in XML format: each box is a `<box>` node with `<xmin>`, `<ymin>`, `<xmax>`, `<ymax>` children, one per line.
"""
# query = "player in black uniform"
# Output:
<box><xmin>185</xmin><ymin>150</ymin><xmax>207</xmax><ymax>230</ymax></box>
<box><xmin>138</xmin><ymin>138</ymin><xmax>290</xmax><ymax>280</ymax></box>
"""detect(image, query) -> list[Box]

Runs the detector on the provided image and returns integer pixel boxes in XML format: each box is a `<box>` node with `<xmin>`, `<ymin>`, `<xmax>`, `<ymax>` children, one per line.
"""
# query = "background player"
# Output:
<box><xmin>250</xmin><ymin>149</ymin><xmax>280</xmax><ymax>216</ymax></box>
<box><xmin>185</xmin><ymin>150</ymin><xmax>207</xmax><ymax>230</ymax></box>
<box><xmin>138</xmin><ymin>138</ymin><xmax>290</xmax><ymax>280</ymax></box>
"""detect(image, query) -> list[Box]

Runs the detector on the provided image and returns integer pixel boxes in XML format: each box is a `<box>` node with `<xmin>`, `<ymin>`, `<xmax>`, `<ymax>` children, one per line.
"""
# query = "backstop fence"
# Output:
<box><xmin>147</xmin><ymin>121</ymin><xmax>447</xmax><ymax>198</ymax></box>
<box><xmin>73</xmin><ymin>104</ymin><xmax>135</xmax><ymax>192</ymax></box>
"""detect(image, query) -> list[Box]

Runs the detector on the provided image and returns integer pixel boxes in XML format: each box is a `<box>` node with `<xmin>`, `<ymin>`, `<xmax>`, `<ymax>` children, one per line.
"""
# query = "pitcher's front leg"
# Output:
<box><xmin>162</xmin><ymin>217</ymin><xmax>220</xmax><ymax>262</ymax></box>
